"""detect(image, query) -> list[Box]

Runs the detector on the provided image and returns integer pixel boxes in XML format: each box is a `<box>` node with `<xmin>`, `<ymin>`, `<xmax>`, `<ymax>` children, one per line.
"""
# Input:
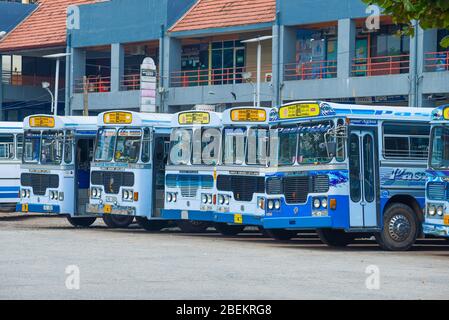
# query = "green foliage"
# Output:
<box><xmin>363</xmin><ymin>0</ymin><xmax>449</xmax><ymax>47</ymax></box>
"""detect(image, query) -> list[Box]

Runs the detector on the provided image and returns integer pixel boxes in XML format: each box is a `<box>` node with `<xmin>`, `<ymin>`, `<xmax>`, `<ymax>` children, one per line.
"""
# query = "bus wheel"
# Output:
<box><xmin>214</xmin><ymin>223</ymin><xmax>245</xmax><ymax>236</ymax></box>
<box><xmin>102</xmin><ymin>215</ymin><xmax>134</xmax><ymax>228</ymax></box>
<box><xmin>375</xmin><ymin>203</ymin><xmax>418</xmax><ymax>251</ymax></box>
<box><xmin>67</xmin><ymin>217</ymin><xmax>97</xmax><ymax>228</ymax></box>
<box><xmin>317</xmin><ymin>229</ymin><xmax>354</xmax><ymax>247</ymax></box>
<box><xmin>136</xmin><ymin>217</ymin><xmax>167</xmax><ymax>232</ymax></box>
<box><xmin>265</xmin><ymin>229</ymin><xmax>298</xmax><ymax>241</ymax></box>
<box><xmin>177</xmin><ymin>220</ymin><xmax>209</xmax><ymax>233</ymax></box>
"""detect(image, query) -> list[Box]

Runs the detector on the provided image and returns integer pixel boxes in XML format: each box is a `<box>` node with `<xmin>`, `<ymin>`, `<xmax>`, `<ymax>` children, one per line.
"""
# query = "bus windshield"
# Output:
<box><xmin>115</xmin><ymin>129</ymin><xmax>142</xmax><ymax>163</ymax></box>
<box><xmin>41</xmin><ymin>131</ymin><xmax>63</xmax><ymax>165</ymax></box>
<box><xmin>95</xmin><ymin>128</ymin><xmax>116</xmax><ymax>162</ymax></box>
<box><xmin>430</xmin><ymin>126</ymin><xmax>449</xmax><ymax>169</ymax></box>
<box><xmin>23</xmin><ymin>131</ymin><xmax>41</xmax><ymax>164</ymax></box>
<box><xmin>298</xmin><ymin>121</ymin><xmax>334</xmax><ymax>164</ymax></box>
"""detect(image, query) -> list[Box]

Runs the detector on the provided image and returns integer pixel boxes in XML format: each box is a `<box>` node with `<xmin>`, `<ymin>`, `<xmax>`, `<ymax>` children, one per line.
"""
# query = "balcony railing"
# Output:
<box><xmin>284</xmin><ymin>60</ymin><xmax>337</xmax><ymax>81</ymax></box>
<box><xmin>351</xmin><ymin>54</ymin><xmax>410</xmax><ymax>77</ymax></box>
<box><xmin>120</xmin><ymin>74</ymin><xmax>141</xmax><ymax>91</ymax></box>
<box><xmin>1</xmin><ymin>71</ymin><xmax>63</xmax><ymax>87</ymax></box>
<box><xmin>74</xmin><ymin>76</ymin><xmax>111</xmax><ymax>93</ymax></box>
<box><xmin>424</xmin><ymin>51</ymin><xmax>449</xmax><ymax>72</ymax></box>
<box><xmin>170</xmin><ymin>66</ymin><xmax>272</xmax><ymax>87</ymax></box>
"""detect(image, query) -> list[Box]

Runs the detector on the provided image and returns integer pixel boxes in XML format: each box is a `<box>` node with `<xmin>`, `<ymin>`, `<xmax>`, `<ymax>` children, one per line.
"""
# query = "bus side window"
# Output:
<box><xmin>0</xmin><ymin>134</ymin><xmax>14</xmax><ymax>160</ymax></box>
<box><xmin>16</xmin><ymin>134</ymin><xmax>23</xmax><ymax>160</ymax></box>
<box><xmin>383</xmin><ymin>123</ymin><xmax>430</xmax><ymax>159</ymax></box>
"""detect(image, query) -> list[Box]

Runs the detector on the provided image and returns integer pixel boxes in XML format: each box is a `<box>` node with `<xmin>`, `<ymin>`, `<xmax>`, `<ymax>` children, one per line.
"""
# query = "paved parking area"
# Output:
<box><xmin>0</xmin><ymin>215</ymin><xmax>448</xmax><ymax>300</ymax></box>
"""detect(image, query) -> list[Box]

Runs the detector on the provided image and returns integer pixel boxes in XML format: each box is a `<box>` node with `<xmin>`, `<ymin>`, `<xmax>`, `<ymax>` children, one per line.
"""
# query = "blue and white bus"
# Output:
<box><xmin>213</xmin><ymin>107</ymin><xmax>275</xmax><ymax>235</ymax></box>
<box><xmin>86</xmin><ymin>111</ymin><xmax>173</xmax><ymax>231</ymax></box>
<box><xmin>0</xmin><ymin>122</ymin><xmax>23</xmax><ymax>211</ymax></box>
<box><xmin>17</xmin><ymin>115</ymin><xmax>98</xmax><ymax>227</ymax></box>
<box><xmin>162</xmin><ymin>110</ymin><xmax>222</xmax><ymax>232</ymax></box>
<box><xmin>263</xmin><ymin>101</ymin><xmax>431</xmax><ymax>251</ymax></box>
<box><xmin>424</xmin><ymin>105</ymin><xmax>449</xmax><ymax>239</ymax></box>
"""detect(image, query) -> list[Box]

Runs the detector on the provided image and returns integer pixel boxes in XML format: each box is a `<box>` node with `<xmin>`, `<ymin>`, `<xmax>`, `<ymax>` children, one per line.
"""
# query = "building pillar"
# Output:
<box><xmin>163</xmin><ymin>36</ymin><xmax>181</xmax><ymax>113</ymax></box>
<box><xmin>337</xmin><ymin>18</ymin><xmax>356</xmax><ymax>79</ymax></box>
<box><xmin>110</xmin><ymin>43</ymin><xmax>124</xmax><ymax>93</ymax></box>
<box><xmin>410</xmin><ymin>26</ymin><xmax>438</xmax><ymax>107</ymax></box>
<box><xmin>276</xmin><ymin>25</ymin><xmax>297</xmax><ymax>105</ymax></box>
<box><xmin>68</xmin><ymin>47</ymin><xmax>86</xmax><ymax>115</ymax></box>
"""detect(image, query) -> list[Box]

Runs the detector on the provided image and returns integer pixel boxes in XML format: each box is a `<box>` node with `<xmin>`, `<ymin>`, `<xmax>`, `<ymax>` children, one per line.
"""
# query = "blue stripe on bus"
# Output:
<box><xmin>0</xmin><ymin>193</ymin><xmax>19</xmax><ymax>198</ymax></box>
<box><xmin>0</xmin><ymin>186</ymin><xmax>20</xmax><ymax>192</ymax></box>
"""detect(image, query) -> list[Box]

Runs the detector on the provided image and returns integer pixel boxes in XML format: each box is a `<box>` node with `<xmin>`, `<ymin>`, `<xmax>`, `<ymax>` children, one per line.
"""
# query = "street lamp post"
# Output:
<box><xmin>241</xmin><ymin>35</ymin><xmax>273</xmax><ymax>107</ymax></box>
<box><xmin>41</xmin><ymin>81</ymin><xmax>54</xmax><ymax>113</ymax></box>
<box><xmin>43</xmin><ymin>53</ymin><xmax>71</xmax><ymax>116</ymax></box>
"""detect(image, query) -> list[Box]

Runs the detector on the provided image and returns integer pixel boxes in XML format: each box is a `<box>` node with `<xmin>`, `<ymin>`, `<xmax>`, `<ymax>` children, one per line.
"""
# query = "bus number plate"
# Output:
<box><xmin>104</xmin><ymin>205</ymin><xmax>112</xmax><ymax>214</ymax></box>
<box><xmin>234</xmin><ymin>214</ymin><xmax>243</xmax><ymax>224</ymax></box>
<box><xmin>444</xmin><ymin>215</ymin><xmax>449</xmax><ymax>226</ymax></box>
<box><xmin>22</xmin><ymin>204</ymin><xmax>29</xmax><ymax>213</ymax></box>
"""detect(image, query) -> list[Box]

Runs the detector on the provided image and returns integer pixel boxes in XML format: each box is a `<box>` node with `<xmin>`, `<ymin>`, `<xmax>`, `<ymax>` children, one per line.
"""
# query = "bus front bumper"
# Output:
<box><xmin>214</xmin><ymin>212</ymin><xmax>263</xmax><ymax>226</ymax></box>
<box><xmin>423</xmin><ymin>222</ymin><xmax>449</xmax><ymax>238</ymax></box>
<box><xmin>86</xmin><ymin>203</ymin><xmax>136</xmax><ymax>216</ymax></box>
<box><xmin>161</xmin><ymin>209</ymin><xmax>215</xmax><ymax>222</ymax></box>
<box><xmin>263</xmin><ymin>216</ymin><xmax>333</xmax><ymax>229</ymax></box>
<box><xmin>16</xmin><ymin>203</ymin><xmax>61</xmax><ymax>214</ymax></box>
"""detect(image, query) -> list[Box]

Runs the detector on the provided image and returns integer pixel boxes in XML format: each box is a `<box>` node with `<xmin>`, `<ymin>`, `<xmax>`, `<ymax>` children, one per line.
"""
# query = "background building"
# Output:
<box><xmin>1</xmin><ymin>0</ymin><xmax>449</xmax><ymax>120</ymax></box>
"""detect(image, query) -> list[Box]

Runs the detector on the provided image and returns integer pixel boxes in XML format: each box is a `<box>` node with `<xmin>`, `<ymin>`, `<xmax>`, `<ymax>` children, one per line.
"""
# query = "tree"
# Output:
<box><xmin>363</xmin><ymin>0</ymin><xmax>449</xmax><ymax>47</ymax></box>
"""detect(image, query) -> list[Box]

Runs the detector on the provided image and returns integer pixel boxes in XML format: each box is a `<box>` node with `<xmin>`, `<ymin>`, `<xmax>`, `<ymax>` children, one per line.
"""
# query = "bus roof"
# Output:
<box><xmin>0</xmin><ymin>121</ymin><xmax>22</xmax><ymax>132</ymax></box>
<box><xmin>23</xmin><ymin>115</ymin><xmax>97</xmax><ymax>130</ymax></box>
<box><xmin>431</xmin><ymin>104</ymin><xmax>449</xmax><ymax>123</ymax></box>
<box><xmin>99</xmin><ymin>111</ymin><xmax>172</xmax><ymax>128</ymax></box>
<box><xmin>172</xmin><ymin>110</ymin><xmax>222</xmax><ymax>127</ymax></box>
<box><xmin>274</xmin><ymin>101</ymin><xmax>431</xmax><ymax>124</ymax></box>
<box><xmin>222</xmin><ymin>107</ymin><xmax>275</xmax><ymax>125</ymax></box>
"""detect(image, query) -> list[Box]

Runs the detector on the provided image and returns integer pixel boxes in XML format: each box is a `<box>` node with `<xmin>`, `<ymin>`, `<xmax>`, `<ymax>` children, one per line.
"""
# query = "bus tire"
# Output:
<box><xmin>317</xmin><ymin>229</ymin><xmax>354</xmax><ymax>247</ymax></box>
<box><xmin>102</xmin><ymin>215</ymin><xmax>134</xmax><ymax>228</ymax></box>
<box><xmin>375</xmin><ymin>203</ymin><xmax>418</xmax><ymax>251</ymax></box>
<box><xmin>67</xmin><ymin>216</ymin><xmax>96</xmax><ymax>228</ymax></box>
<box><xmin>177</xmin><ymin>220</ymin><xmax>209</xmax><ymax>233</ymax></box>
<box><xmin>214</xmin><ymin>223</ymin><xmax>245</xmax><ymax>236</ymax></box>
<box><xmin>265</xmin><ymin>229</ymin><xmax>298</xmax><ymax>241</ymax></box>
<box><xmin>136</xmin><ymin>217</ymin><xmax>167</xmax><ymax>232</ymax></box>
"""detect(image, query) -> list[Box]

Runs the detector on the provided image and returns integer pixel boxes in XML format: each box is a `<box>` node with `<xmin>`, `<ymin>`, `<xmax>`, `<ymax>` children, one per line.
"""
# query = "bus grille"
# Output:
<box><xmin>283</xmin><ymin>175</ymin><xmax>330</xmax><ymax>204</ymax></box>
<box><xmin>427</xmin><ymin>182</ymin><xmax>447</xmax><ymax>201</ymax></box>
<box><xmin>21</xmin><ymin>173</ymin><xmax>59</xmax><ymax>196</ymax></box>
<box><xmin>266</xmin><ymin>177</ymin><xmax>283</xmax><ymax>195</ymax></box>
<box><xmin>217</xmin><ymin>175</ymin><xmax>265</xmax><ymax>202</ymax></box>
<box><xmin>166</xmin><ymin>175</ymin><xmax>214</xmax><ymax>198</ymax></box>
<box><xmin>91</xmin><ymin>171</ymin><xmax>134</xmax><ymax>194</ymax></box>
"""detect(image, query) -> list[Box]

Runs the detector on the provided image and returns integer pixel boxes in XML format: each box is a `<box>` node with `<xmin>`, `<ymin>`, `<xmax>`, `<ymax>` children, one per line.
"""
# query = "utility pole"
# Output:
<box><xmin>83</xmin><ymin>76</ymin><xmax>89</xmax><ymax>116</ymax></box>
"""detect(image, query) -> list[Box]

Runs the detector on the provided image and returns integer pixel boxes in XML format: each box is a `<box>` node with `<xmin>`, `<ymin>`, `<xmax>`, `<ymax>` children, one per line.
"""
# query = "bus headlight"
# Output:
<box><xmin>91</xmin><ymin>187</ymin><xmax>102</xmax><ymax>199</ymax></box>
<box><xmin>224</xmin><ymin>196</ymin><xmax>230</xmax><ymax>206</ymax></box>
<box><xmin>218</xmin><ymin>195</ymin><xmax>224</xmax><ymax>205</ymax></box>
<box><xmin>257</xmin><ymin>197</ymin><xmax>265</xmax><ymax>210</ymax></box>
<box><xmin>122</xmin><ymin>189</ymin><xmax>134</xmax><ymax>202</ymax></box>
<box><xmin>49</xmin><ymin>191</ymin><xmax>57</xmax><ymax>200</ymax></box>
<box><xmin>437</xmin><ymin>206</ymin><xmax>444</xmax><ymax>216</ymax></box>
<box><xmin>274</xmin><ymin>200</ymin><xmax>281</xmax><ymax>210</ymax></box>
<box><xmin>167</xmin><ymin>193</ymin><xmax>173</xmax><ymax>202</ymax></box>
<box><xmin>428</xmin><ymin>205</ymin><xmax>436</xmax><ymax>216</ymax></box>
<box><xmin>321</xmin><ymin>198</ymin><xmax>328</xmax><ymax>208</ymax></box>
<box><xmin>313</xmin><ymin>198</ymin><xmax>321</xmax><ymax>209</ymax></box>
<box><xmin>21</xmin><ymin>189</ymin><xmax>26</xmax><ymax>198</ymax></box>
<box><xmin>202</xmin><ymin>194</ymin><xmax>208</xmax><ymax>204</ymax></box>
<box><xmin>172</xmin><ymin>193</ymin><xmax>177</xmax><ymax>203</ymax></box>
<box><xmin>207</xmin><ymin>194</ymin><xmax>213</xmax><ymax>204</ymax></box>
<box><xmin>268</xmin><ymin>200</ymin><xmax>274</xmax><ymax>210</ymax></box>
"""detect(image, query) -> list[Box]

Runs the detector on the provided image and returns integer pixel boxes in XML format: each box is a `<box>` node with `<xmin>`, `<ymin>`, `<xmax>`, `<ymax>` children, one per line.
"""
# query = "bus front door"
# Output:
<box><xmin>348</xmin><ymin>129</ymin><xmax>378</xmax><ymax>228</ymax></box>
<box><xmin>75</xmin><ymin>138</ymin><xmax>94</xmax><ymax>215</ymax></box>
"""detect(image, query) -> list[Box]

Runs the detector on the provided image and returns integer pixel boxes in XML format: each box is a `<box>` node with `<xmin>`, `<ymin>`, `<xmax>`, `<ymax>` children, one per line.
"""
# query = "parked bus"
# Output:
<box><xmin>0</xmin><ymin>122</ymin><xmax>23</xmax><ymax>211</ymax></box>
<box><xmin>17</xmin><ymin>115</ymin><xmax>98</xmax><ymax>227</ymax></box>
<box><xmin>263</xmin><ymin>101</ymin><xmax>431</xmax><ymax>251</ymax></box>
<box><xmin>213</xmin><ymin>107</ymin><xmax>276</xmax><ymax>235</ymax></box>
<box><xmin>86</xmin><ymin>111</ymin><xmax>173</xmax><ymax>230</ymax></box>
<box><xmin>424</xmin><ymin>105</ymin><xmax>449</xmax><ymax>239</ymax></box>
<box><xmin>162</xmin><ymin>110</ymin><xmax>222</xmax><ymax>232</ymax></box>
